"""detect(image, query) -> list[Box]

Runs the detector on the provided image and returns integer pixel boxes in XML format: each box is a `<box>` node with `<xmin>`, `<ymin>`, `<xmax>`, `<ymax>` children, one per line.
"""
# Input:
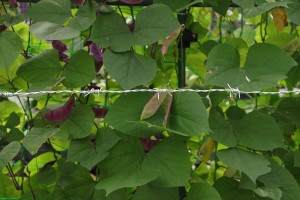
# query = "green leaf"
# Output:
<box><xmin>234</xmin><ymin>111</ymin><xmax>284</xmax><ymax>151</ymax></box>
<box><xmin>67</xmin><ymin>128</ymin><xmax>120</xmax><ymax>170</ymax></box>
<box><xmin>153</xmin><ymin>0</ymin><xmax>189</xmax><ymax>11</ymax></box>
<box><xmin>206</xmin><ymin>44</ymin><xmax>243</xmax><ymax>88</ymax></box>
<box><xmin>0</xmin><ymin>126</ymin><xmax>6</xmax><ymax>139</ymax></box>
<box><xmin>59</xmin><ymin>104</ymin><xmax>94</xmax><ymax>139</ymax></box>
<box><xmin>294</xmin><ymin>149</ymin><xmax>300</xmax><ymax>168</ymax></box>
<box><xmin>217</xmin><ymin>148</ymin><xmax>271</xmax><ymax>182</ymax></box>
<box><xmin>254</xmin><ymin>187</ymin><xmax>282</xmax><ymax>200</ymax></box>
<box><xmin>286</xmin><ymin>0</ymin><xmax>300</xmax><ymax>25</ymax></box>
<box><xmin>134</xmin><ymin>4</ymin><xmax>179</xmax><ymax>45</ymax></box>
<box><xmin>92</xmin><ymin>189</ymin><xmax>129</xmax><ymax>200</ymax></box>
<box><xmin>103</xmin><ymin>50</ymin><xmax>157</xmax><ymax>89</ymax></box>
<box><xmin>205</xmin><ymin>0</ymin><xmax>230</xmax><ymax>16</ymax></box>
<box><xmin>0</xmin><ymin>173</ymin><xmax>20</xmax><ymax>198</ymax></box>
<box><xmin>0</xmin><ymin>31</ymin><xmax>23</xmax><ymax>70</ymax></box>
<box><xmin>30</xmin><ymin>22</ymin><xmax>80</xmax><ymax>40</ymax></box>
<box><xmin>51</xmin><ymin>160</ymin><xmax>95</xmax><ymax>199</ymax></box>
<box><xmin>209</xmin><ymin>107</ymin><xmax>237</xmax><ymax>147</ymax></box>
<box><xmin>258</xmin><ymin>159</ymin><xmax>300</xmax><ymax>200</ymax></box>
<box><xmin>214</xmin><ymin>177</ymin><xmax>255</xmax><ymax>200</ymax></box>
<box><xmin>104</xmin><ymin>93</ymin><xmax>163</xmax><ymax>137</ymax></box>
<box><xmin>96</xmin><ymin>135</ymin><xmax>156</xmax><ymax>195</ymax></box>
<box><xmin>206</xmin><ymin>43</ymin><xmax>297</xmax><ymax>91</ymax></box>
<box><xmin>20</xmin><ymin>189</ymin><xmax>50</xmax><ymax>200</ymax></box>
<box><xmin>27</xmin><ymin>0</ymin><xmax>71</xmax><ymax>25</ymax></box>
<box><xmin>23</xmin><ymin>128</ymin><xmax>58</xmax><ymax>155</ymax></box>
<box><xmin>5</xmin><ymin>112</ymin><xmax>20</xmax><ymax>128</ymax></box>
<box><xmin>146</xmin><ymin>138</ymin><xmax>190</xmax><ymax>187</ymax></box>
<box><xmin>68</xmin><ymin>0</ymin><xmax>96</xmax><ymax>31</ymax></box>
<box><xmin>167</xmin><ymin>92</ymin><xmax>210</xmax><ymax>136</ymax></box>
<box><xmin>243</xmin><ymin>43</ymin><xmax>297</xmax><ymax>91</ymax></box>
<box><xmin>30</xmin><ymin>166</ymin><xmax>58</xmax><ymax>190</ymax></box>
<box><xmin>0</xmin><ymin>101</ymin><xmax>22</xmax><ymax>120</ymax></box>
<box><xmin>90</xmin><ymin>11</ymin><xmax>134</xmax><ymax>52</ymax></box>
<box><xmin>0</xmin><ymin>141</ymin><xmax>21</xmax><ymax>169</ymax></box>
<box><xmin>5</xmin><ymin>128</ymin><xmax>24</xmax><ymax>142</ymax></box>
<box><xmin>62</xmin><ymin>50</ymin><xmax>95</xmax><ymax>88</ymax></box>
<box><xmin>96</xmin><ymin>163</ymin><xmax>156</xmax><ymax>195</ymax></box>
<box><xmin>132</xmin><ymin>184</ymin><xmax>180</xmax><ymax>200</ymax></box>
<box><xmin>243</xmin><ymin>2</ymin><xmax>289</xmax><ymax>18</ymax></box>
<box><xmin>187</xmin><ymin>182</ymin><xmax>221</xmax><ymax>200</ymax></box>
<box><xmin>232</xmin><ymin>0</ymin><xmax>254</xmax><ymax>9</ymax></box>
<box><xmin>17</xmin><ymin>50</ymin><xmax>61</xmax><ymax>83</ymax></box>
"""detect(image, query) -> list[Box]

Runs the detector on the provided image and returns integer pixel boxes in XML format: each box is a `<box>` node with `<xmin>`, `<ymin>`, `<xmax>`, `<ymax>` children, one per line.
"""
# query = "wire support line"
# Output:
<box><xmin>1</xmin><ymin>87</ymin><xmax>300</xmax><ymax>98</ymax></box>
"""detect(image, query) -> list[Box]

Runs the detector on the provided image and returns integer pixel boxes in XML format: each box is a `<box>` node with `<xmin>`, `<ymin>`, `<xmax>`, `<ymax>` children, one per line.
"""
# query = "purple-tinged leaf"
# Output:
<box><xmin>161</xmin><ymin>24</ymin><xmax>184</xmax><ymax>57</ymax></box>
<box><xmin>141</xmin><ymin>138</ymin><xmax>159</xmax><ymax>152</ymax></box>
<box><xmin>120</xmin><ymin>0</ymin><xmax>144</xmax><ymax>4</ymax></box>
<box><xmin>44</xmin><ymin>96</ymin><xmax>75</xmax><ymax>122</ymax></box>
<box><xmin>9</xmin><ymin>0</ymin><xmax>18</xmax><ymax>8</ymax></box>
<box><xmin>20</xmin><ymin>3</ymin><xmax>27</xmax><ymax>14</ymax></box>
<box><xmin>92</xmin><ymin>107</ymin><xmax>108</xmax><ymax>118</ymax></box>
<box><xmin>140</xmin><ymin>92</ymin><xmax>168</xmax><ymax>120</ymax></box>
<box><xmin>72</xmin><ymin>0</ymin><xmax>86</xmax><ymax>5</ymax></box>
<box><xmin>52</xmin><ymin>40</ymin><xmax>67</xmax><ymax>52</ymax></box>
<box><xmin>89</xmin><ymin>42</ymin><xmax>103</xmax><ymax>62</ymax></box>
<box><xmin>162</xmin><ymin>95</ymin><xmax>173</xmax><ymax>126</ymax></box>
<box><xmin>0</xmin><ymin>24</ymin><xmax>7</xmax><ymax>33</ymax></box>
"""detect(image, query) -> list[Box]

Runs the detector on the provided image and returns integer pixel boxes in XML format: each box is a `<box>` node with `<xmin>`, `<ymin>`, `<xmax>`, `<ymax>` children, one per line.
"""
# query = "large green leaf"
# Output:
<box><xmin>234</xmin><ymin>111</ymin><xmax>284</xmax><ymax>151</ymax></box>
<box><xmin>90</xmin><ymin>11</ymin><xmax>134</xmax><ymax>52</ymax></box>
<box><xmin>17</xmin><ymin>50</ymin><xmax>61</xmax><ymax>83</ymax></box>
<box><xmin>243</xmin><ymin>2</ymin><xmax>289</xmax><ymax>18</ymax></box>
<box><xmin>62</xmin><ymin>50</ymin><xmax>95</xmax><ymax>88</ymax></box>
<box><xmin>67</xmin><ymin>128</ymin><xmax>120</xmax><ymax>170</ymax></box>
<box><xmin>217</xmin><ymin>148</ymin><xmax>271</xmax><ymax>182</ymax></box>
<box><xmin>23</xmin><ymin>128</ymin><xmax>58</xmax><ymax>155</ymax></box>
<box><xmin>27</xmin><ymin>0</ymin><xmax>71</xmax><ymax>25</ymax></box>
<box><xmin>0</xmin><ymin>173</ymin><xmax>20</xmax><ymax>198</ymax></box>
<box><xmin>146</xmin><ymin>138</ymin><xmax>190</xmax><ymax>187</ymax></box>
<box><xmin>132</xmin><ymin>184</ymin><xmax>180</xmax><ymax>200</ymax></box>
<box><xmin>134</xmin><ymin>4</ymin><xmax>179</xmax><ymax>45</ymax></box>
<box><xmin>104</xmin><ymin>93</ymin><xmax>163</xmax><ymax>137</ymax></box>
<box><xmin>51</xmin><ymin>160</ymin><xmax>95</xmax><ymax>199</ymax></box>
<box><xmin>59</xmin><ymin>104</ymin><xmax>94</xmax><ymax>139</ymax></box>
<box><xmin>0</xmin><ymin>141</ymin><xmax>20</xmax><ymax>169</ymax></box>
<box><xmin>96</xmin><ymin>135</ymin><xmax>156</xmax><ymax>195</ymax></box>
<box><xmin>187</xmin><ymin>182</ymin><xmax>221</xmax><ymax>200</ymax></box>
<box><xmin>0</xmin><ymin>31</ymin><xmax>23</xmax><ymax>70</ymax></box>
<box><xmin>0</xmin><ymin>101</ymin><xmax>22</xmax><ymax>120</ymax></box>
<box><xmin>209</xmin><ymin>106</ymin><xmax>237</xmax><ymax>147</ymax></box>
<box><xmin>103</xmin><ymin>50</ymin><xmax>157</xmax><ymax>89</ymax></box>
<box><xmin>206</xmin><ymin>43</ymin><xmax>297</xmax><ymax>91</ymax></box>
<box><xmin>286</xmin><ymin>0</ymin><xmax>300</xmax><ymax>25</ymax></box>
<box><xmin>68</xmin><ymin>0</ymin><xmax>96</xmax><ymax>31</ymax></box>
<box><xmin>258</xmin><ymin>159</ymin><xmax>300</xmax><ymax>200</ymax></box>
<box><xmin>30</xmin><ymin>22</ymin><xmax>80</xmax><ymax>40</ymax></box>
<box><xmin>205</xmin><ymin>0</ymin><xmax>230</xmax><ymax>16</ymax></box>
<box><xmin>214</xmin><ymin>177</ymin><xmax>255</xmax><ymax>200</ymax></box>
<box><xmin>167</xmin><ymin>92</ymin><xmax>210</xmax><ymax>136</ymax></box>
<box><xmin>243</xmin><ymin>43</ymin><xmax>297</xmax><ymax>91</ymax></box>
<box><xmin>153</xmin><ymin>0</ymin><xmax>189</xmax><ymax>11</ymax></box>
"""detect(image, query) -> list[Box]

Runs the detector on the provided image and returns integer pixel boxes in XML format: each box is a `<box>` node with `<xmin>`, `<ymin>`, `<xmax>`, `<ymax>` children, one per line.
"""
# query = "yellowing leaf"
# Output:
<box><xmin>198</xmin><ymin>137</ymin><xmax>215</xmax><ymax>163</ymax></box>
<box><xmin>161</xmin><ymin>24</ymin><xmax>184</xmax><ymax>57</ymax></box>
<box><xmin>271</xmin><ymin>7</ymin><xmax>288</xmax><ymax>32</ymax></box>
<box><xmin>140</xmin><ymin>92</ymin><xmax>168</xmax><ymax>120</ymax></box>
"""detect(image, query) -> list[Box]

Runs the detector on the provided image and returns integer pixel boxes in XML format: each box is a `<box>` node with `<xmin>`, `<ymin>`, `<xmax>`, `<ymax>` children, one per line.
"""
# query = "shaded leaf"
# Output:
<box><xmin>23</xmin><ymin>128</ymin><xmax>58</xmax><ymax>155</ymax></box>
<box><xmin>132</xmin><ymin>184</ymin><xmax>180</xmax><ymax>200</ymax></box>
<box><xmin>0</xmin><ymin>141</ymin><xmax>20</xmax><ymax>169</ymax></box>
<box><xmin>187</xmin><ymin>182</ymin><xmax>221</xmax><ymax>200</ymax></box>
<box><xmin>44</xmin><ymin>96</ymin><xmax>75</xmax><ymax>122</ymax></box>
<box><xmin>243</xmin><ymin>2</ymin><xmax>288</xmax><ymax>18</ymax></box>
<box><xmin>153</xmin><ymin>0</ymin><xmax>189</xmax><ymax>11</ymax></box>
<box><xmin>67</xmin><ymin>128</ymin><xmax>120</xmax><ymax>170</ymax></box>
<box><xmin>103</xmin><ymin>49</ymin><xmax>157</xmax><ymax>89</ymax></box>
<box><xmin>217</xmin><ymin>148</ymin><xmax>271</xmax><ymax>182</ymax></box>
<box><xmin>285</xmin><ymin>0</ymin><xmax>300</xmax><ymax>25</ymax></box>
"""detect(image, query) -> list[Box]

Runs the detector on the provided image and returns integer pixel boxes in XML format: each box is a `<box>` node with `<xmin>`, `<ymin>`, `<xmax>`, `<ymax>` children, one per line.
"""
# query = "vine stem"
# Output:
<box><xmin>6</xmin><ymin>164</ymin><xmax>21</xmax><ymax>190</ymax></box>
<box><xmin>213</xmin><ymin>142</ymin><xmax>219</xmax><ymax>183</ymax></box>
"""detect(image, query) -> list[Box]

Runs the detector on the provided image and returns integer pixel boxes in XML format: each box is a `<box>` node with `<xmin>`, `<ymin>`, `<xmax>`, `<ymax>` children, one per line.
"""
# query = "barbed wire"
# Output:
<box><xmin>1</xmin><ymin>86</ymin><xmax>300</xmax><ymax>98</ymax></box>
